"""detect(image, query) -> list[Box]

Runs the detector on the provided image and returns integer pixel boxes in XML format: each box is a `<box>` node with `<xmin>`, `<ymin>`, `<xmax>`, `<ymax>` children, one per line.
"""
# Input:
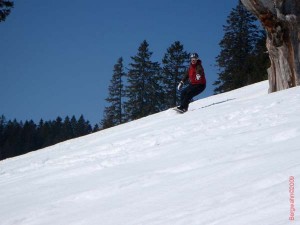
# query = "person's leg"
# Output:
<box><xmin>180</xmin><ymin>85</ymin><xmax>193</xmax><ymax>110</ymax></box>
<box><xmin>180</xmin><ymin>84</ymin><xmax>206</xmax><ymax>110</ymax></box>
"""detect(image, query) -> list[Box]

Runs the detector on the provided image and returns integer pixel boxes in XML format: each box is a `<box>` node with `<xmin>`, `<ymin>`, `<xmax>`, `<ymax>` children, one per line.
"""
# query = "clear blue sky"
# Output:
<box><xmin>0</xmin><ymin>0</ymin><xmax>239</xmax><ymax>125</ymax></box>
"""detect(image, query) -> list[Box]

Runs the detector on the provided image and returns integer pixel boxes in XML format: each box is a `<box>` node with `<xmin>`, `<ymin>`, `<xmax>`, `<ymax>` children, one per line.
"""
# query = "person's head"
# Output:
<box><xmin>190</xmin><ymin>52</ymin><xmax>199</xmax><ymax>64</ymax></box>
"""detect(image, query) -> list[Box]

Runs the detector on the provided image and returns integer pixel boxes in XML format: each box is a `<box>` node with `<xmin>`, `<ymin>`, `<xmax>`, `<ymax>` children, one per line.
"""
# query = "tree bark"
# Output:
<box><xmin>241</xmin><ymin>0</ymin><xmax>300</xmax><ymax>92</ymax></box>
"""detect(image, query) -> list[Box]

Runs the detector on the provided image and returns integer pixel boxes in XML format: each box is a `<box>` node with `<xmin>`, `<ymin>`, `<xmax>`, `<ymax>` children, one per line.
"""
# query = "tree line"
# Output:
<box><xmin>0</xmin><ymin>115</ymin><xmax>98</xmax><ymax>160</ymax></box>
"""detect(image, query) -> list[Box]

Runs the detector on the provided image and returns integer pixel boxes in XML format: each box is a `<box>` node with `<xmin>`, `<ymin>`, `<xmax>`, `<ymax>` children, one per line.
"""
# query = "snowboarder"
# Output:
<box><xmin>176</xmin><ymin>52</ymin><xmax>206</xmax><ymax>112</ymax></box>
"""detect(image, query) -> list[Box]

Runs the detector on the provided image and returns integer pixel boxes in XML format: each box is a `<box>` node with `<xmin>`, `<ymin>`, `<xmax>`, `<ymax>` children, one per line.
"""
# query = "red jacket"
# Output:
<box><xmin>182</xmin><ymin>59</ymin><xmax>206</xmax><ymax>85</ymax></box>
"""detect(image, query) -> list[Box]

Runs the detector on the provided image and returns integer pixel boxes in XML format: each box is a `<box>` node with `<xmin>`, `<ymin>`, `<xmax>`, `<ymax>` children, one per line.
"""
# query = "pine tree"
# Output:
<box><xmin>161</xmin><ymin>41</ymin><xmax>189</xmax><ymax>109</ymax></box>
<box><xmin>93</xmin><ymin>124</ymin><xmax>100</xmax><ymax>132</ymax></box>
<box><xmin>62</xmin><ymin>116</ymin><xmax>74</xmax><ymax>140</ymax></box>
<box><xmin>0</xmin><ymin>0</ymin><xmax>14</xmax><ymax>22</ymax></box>
<box><xmin>2</xmin><ymin>119</ymin><xmax>22</xmax><ymax>159</ymax></box>
<box><xmin>0</xmin><ymin>115</ymin><xmax>5</xmax><ymax>143</ymax></box>
<box><xmin>248</xmin><ymin>31</ymin><xmax>269</xmax><ymax>83</ymax></box>
<box><xmin>0</xmin><ymin>115</ymin><xmax>6</xmax><ymax>159</ymax></box>
<box><xmin>39</xmin><ymin>120</ymin><xmax>53</xmax><ymax>148</ymax></box>
<box><xmin>20</xmin><ymin>120</ymin><xmax>38</xmax><ymax>154</ymax></box>
<box><xmin>70</xmin><ymin>116</ymin><xmax>78</xmax><ymax>136</ymax></box>
<box><xmin>52</xmin><ymin>116</ymin><xmax>64</xmax><ymax>143</ymax></box>
<box><xmin>36</xmin><ymin>119</ymin><xmax>45</xmax><ymax>149</ymax></box>
<box><xmin>75</xmin><ymin>115</ymin><xmax>92</xmax><ymax>137</ymax></box>
<box><xmin>101</xmin><ymin>57</ymin><xmax>125</xmax><ymax>129</ymax></box>
<box><xmin>124</xmin><ymin>40</ymin><xmax>162</xmax><ymax>121</ymax></box>
<box><xmin>214</xmin><ymin>0</ymin><xmax>266</xmax><ymax>94</ymax></box>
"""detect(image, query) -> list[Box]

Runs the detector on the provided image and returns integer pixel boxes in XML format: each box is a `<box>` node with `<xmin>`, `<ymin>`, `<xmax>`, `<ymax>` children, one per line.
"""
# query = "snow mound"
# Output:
<box><xmin>1</xmin><ymin>81</ymin><xmax>299</xmax><ymax>225</ymax></box>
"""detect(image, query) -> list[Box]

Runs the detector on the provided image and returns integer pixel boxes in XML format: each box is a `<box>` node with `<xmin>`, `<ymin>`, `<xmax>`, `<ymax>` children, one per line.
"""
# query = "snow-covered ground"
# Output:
<box><xmin>0</xmin><ymin>81</ymin><xmax>299</xmax><ymax>225</ymax></box>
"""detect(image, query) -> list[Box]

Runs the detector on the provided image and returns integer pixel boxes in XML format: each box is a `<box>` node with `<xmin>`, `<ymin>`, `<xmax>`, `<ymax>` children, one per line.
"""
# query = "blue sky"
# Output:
<box><xmin>0</xmin><ymin>0</ymin><xmax>239</xmax><ymax>125</ymax></box>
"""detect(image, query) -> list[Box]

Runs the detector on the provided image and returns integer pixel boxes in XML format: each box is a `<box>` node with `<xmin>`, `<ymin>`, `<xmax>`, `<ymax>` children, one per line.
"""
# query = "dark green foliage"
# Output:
<box><xmin>20</xmin><ymin>120</ymin><xmax>37</xmax><ymax>154</ymax></box>
<box><xmin>248</xmin><ymin>31</ymin><xmax>269</xmax><ymax>83</ymax></box>
<box><xmin>124</xmin><ymin>40</ymin><xmax>162</xmax><ymax>121</ymax></box>
<box><xmin>75</xmin><ymin>115</ymin><xmax>92</xmax><ymax>136</ymax></box>
<box><xmin>0</xmin><ymin>118</ymin><xmax>22</xmax><ymax>159</ymax></box>
<box><xmin>161</xmin><ymin>41</ymin><xmax>189</xmax><ymax>109</ymax></box>
<box><xmin>92</xmin><ymin>124</ymin><xmax>100</xmax><ymax>132</ymax></box>
<box><xmin>0</xmin><ymin>115</ymin><xmax>93</xmax><ymax>160</ymax></box>
<box><xmin>101</xmin><ymin>57</ymin><xmax>125</xmax><ymax>129</ymax></box>
<box><xmin>214</xmin><ymin>0</ymin><xmax>269</xmax><ymax>94</ymax></box>
<box><xmin>0</xmin><ymin>115</ymin><xmax>5</xmax><ymax>147</ymax></box>
<box><xmin>0</xmin><ymin>0</ymin><xmax>14</xmax><ymax>22</ymax></box>
<box><xmin>62</xmin><ymin>116</ymin><xmax>74</xmax><ymax>140</ymax></box>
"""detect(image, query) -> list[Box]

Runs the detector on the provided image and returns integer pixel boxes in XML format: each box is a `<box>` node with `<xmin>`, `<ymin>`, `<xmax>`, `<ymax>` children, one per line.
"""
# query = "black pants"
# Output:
<box><xmin>180</xmin><ymin>83</ymin><xmax>206</xmax><ymax>110</ymax></box>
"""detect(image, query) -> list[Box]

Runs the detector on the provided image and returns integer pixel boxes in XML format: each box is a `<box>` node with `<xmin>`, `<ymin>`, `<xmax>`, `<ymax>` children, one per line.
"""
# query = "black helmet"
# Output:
<box><xmin>190</xmin><ymin>52</ymin><xmax>199</xmax><ymax>59</ymax></box>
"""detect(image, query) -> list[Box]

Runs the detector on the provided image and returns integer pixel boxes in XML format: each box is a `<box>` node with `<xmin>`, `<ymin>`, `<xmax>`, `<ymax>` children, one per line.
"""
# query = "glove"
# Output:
<box><xmin>196</xmin><ymin>74</ymin><xmax>201</xmax><ymax>81</ymax></box>
<box><xmin>177</xmin><ymin>81</ymin><xmax>184</xmax><ymax>90</ymax></box>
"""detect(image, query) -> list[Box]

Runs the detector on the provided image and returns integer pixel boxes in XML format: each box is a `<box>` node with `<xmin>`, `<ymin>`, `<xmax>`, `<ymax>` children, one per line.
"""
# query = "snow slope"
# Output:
<box><xmin>1</xmin><ymin>81</ymin><xmax>299</xmax><ymax>225</ymax></box>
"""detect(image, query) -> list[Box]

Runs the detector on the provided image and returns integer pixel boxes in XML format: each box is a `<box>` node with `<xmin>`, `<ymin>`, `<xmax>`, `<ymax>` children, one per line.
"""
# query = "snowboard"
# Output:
<box><xmin>173</xmin><ymin>107</ymin><xmax>186</xmax><ymax>114</ymax></box>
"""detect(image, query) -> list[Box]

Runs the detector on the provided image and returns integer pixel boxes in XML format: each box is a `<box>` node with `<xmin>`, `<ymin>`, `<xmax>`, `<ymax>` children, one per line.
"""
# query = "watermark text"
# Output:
<box><xmin>289</xmin><ymin>176</ymin><xmax>295</xmax><ymax>221</ymax></box>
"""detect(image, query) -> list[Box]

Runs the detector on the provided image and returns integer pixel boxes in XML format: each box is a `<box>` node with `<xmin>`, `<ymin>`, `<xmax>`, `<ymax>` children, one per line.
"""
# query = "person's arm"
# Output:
<box><xmin>178</xmin><ymin>69</ymin><xmax>189</xmax><ymax>90</ymax></box>
<box><xmin>182</xmin><ymin>69</ymin><xmax>189</xmax><ymax>83</ymax></box>
<box><xmin>196</xmin><ymin>61</ymin><xmax>205</xmax><ymax>77</ymax></box>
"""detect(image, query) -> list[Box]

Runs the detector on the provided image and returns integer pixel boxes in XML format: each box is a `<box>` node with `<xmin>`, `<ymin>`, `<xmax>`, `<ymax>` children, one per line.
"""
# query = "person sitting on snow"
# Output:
<box><xmin>177</xmin><ymin>52</ymin><xmax>206</xmax><ymax>112</ymax></box>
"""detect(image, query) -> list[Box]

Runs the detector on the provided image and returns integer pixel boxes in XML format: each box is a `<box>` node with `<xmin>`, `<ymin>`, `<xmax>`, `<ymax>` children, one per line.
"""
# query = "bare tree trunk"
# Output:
<box><xmin>241</xmin><ymin>0</ymin><xmax>300</xmax><ymax>92</ymax></box>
